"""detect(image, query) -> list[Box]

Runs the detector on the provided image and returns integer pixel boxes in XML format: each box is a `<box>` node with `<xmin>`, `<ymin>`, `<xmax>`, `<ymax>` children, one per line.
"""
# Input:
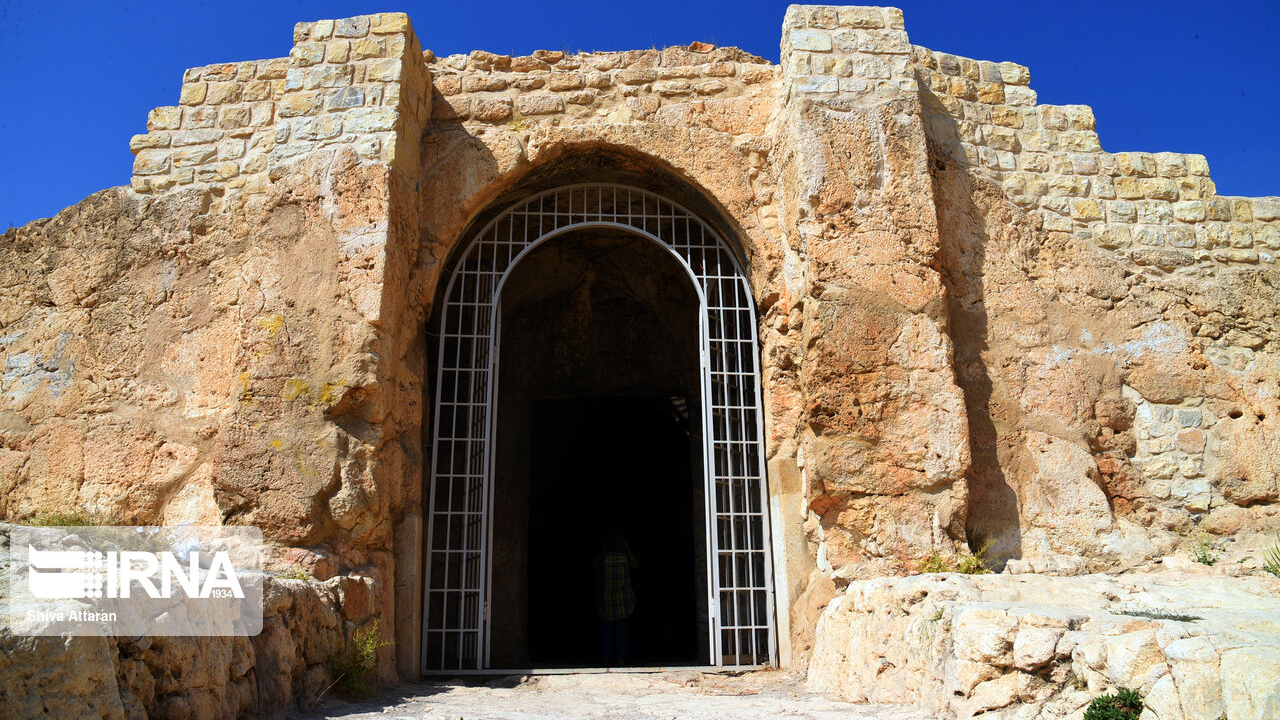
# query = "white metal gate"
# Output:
<box><xmin>423</xmin><ymin>184</ymin><xmax>775</xmax><ymax>671</ymax></box>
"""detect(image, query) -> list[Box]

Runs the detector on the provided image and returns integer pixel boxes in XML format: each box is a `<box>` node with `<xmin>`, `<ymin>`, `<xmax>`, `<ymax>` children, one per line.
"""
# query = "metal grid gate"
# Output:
<box><xmin>423</xmin><ymin>184</ymin><xmax>776</xmax><ymax>671</ymax></box>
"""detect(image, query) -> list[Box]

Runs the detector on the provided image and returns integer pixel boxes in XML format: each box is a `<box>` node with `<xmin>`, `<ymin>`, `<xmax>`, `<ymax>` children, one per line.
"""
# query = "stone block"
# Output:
<box><xmin>1172</xmin><ymin>200</ymin><xmax>1206</xmax><ymax>222</ymax></box>
<box><xmin>1143</xmin><ymin>178</ymin><xmax>1179</xmax><ymax>200</ymax></box>
<box><xmin>351</xmin><ymin>37</ymin><xmax>385</xmax><ymax>61</ymax></box>
<box><xmin>1070</xmin><ymin>199</ymin><xmax>1103</xmax><ymax>222</ymax></box>
<box><xmin>132</xmin><ymin>149</ymin><xmax>170</xmax><ymax>175</ymax></box>
<box><xmin>1097</xmin><ymin>226</ymin><xmax>1131</xmax><ymax>249</ymax></box>
<box><xmin>509</xmin><ymin>55</ymin><xmax>550</xmax><ymax>72</ymax></box>
<box><xmin>258</xmin><ymin>58</ymin><xmax>290</xmax><ymax>79</ymax></box>
<box><xmin>546</xmin><ymin>72</ymin><xmax>584</xmax><ymax>91</ymax></box>
<box><xmin>278</xmin><ymin>91</ymin><xmax>322</xmax><ymax>117</ymax></box>
<box><xmin>292</xmin><ymin>114</ymin><xmax>342</xmax><ymax>140</ymax></box>
<box><xmin>790</xmin><ymin>30</ymin><xmax>832</xmax><ymax>52</ymax></box>
<box><xmin>1137</xmin><ymin>200</ymin><xmax>1173</xmax><ymax>224</ymax></box>
<box><xmin>860</xmin><ymin>29</ymin><xmax>911</xmax><ymax>54</ymax></box>
<box><xmin>250</xmin><ymin>102</ymin><xmax>274</xmax><ymax>126</ymax></box>
<box><xmin>179</xmin><ymin>82</ymin><xmax>207</xmax><ymax>105</ymax></box>
<box><xmin>129</xmin><ymin>133</ymin><xmax>170</xmax><ymax>152</ymax></box>
<box><xmin>998</xmin><ymin>60</ymin><xmax>1029</xmax><ymax>83</ymax></box>
<box><xmin>147</xmin><ymin>106</ymin><xmax>183</xmax><ymax>131</ymax></box>
<box><xmin>291</xmin><ymin>42</ymin><xmax>326</xmax><ymax>67</ymax></box>
<box><xmin>326</xmin><ymin>41</ymin><xmax>350</xmax><ymax>64</ymax></box>
<box><xmin>465</xmin><ymin>75</ymin><xmax>508</xmax><ymax>92</ymax></box>
<box><xmin>1115</xmin><ymin>176</ymin><xmax>1144</xmax><ymax>200</ymax></box>
<box><xmin>343</xmin><ymin>107</ymin><xmax>397</xmax><ymax>132</ymax></box>
<box><xmin>170</xmin><ymin>128</ymin><xmax>223</xmax><ymax>146</ymax></box>
<box><xmin>976</xmin><ymin>82</ymin><xmax>1004</xmax><ymax>104</ymax></box>
<box><xmin>798</xmin><ymin>75</ymin><xmax>838</xmax><ymax>94</ymax></box>
<box><xmin>182</xmin><ymin>106</ymin><xmax>217</xmax><ymax>128</ymax></box>
<box><xmin>244</xmin><ymin>80</ymin><xmax>273</xmax><ymax>101</ymax></box>
<box><xmin>218</xmin><ymin>106</ymin><xmax>251</xmax><ymax>129</ymax></box>
<box><xmin>695</xmin><ymin>79</ymin><xmax>727</xmax><ymax>95</ymax></box>
<box><xmin>1253</xmin><ymin>197</ymin><xmax>1280</xmax><ymax>221</ymax></box>
<box><xmin>173</xmin><ymin>147</ymin><xmax>216</xmax><ymax>167</ymax></box>
<box><xmin>370</xmin><ymin>12</ymin><xmax>410</xmax><ymax>34</ymax></box>
<box><xmin>334</xmin><ymin>16</ymin><xmax>370</xmax><ymax>38</ymax></box>
<box><xmin>315</xmin><ymin>64</ymin><xmax>354</xmax><ymax>88</ymax></box>
<box><xmin>615</xmin><ymin>68</ymin><xmax>657</xmax><ymax>85</ymax></box>
<box><xmin>362</xmin><ymin>58</ymin><xmax>400</xmax><ymax>82</ymax></box>
<box><xmin>654</xmin><ymin>80</ymin><xmax>690</xmax><ymax>97</ymax></box>
<box><xmin>329</xmin><ymin>87</ymin><xmax>364</xmax><ymax>109</ymax></box>
<box><xmin>516</xmin><ymin>94</ymin><xmax>564</xmax><ymax>115</ymax></box>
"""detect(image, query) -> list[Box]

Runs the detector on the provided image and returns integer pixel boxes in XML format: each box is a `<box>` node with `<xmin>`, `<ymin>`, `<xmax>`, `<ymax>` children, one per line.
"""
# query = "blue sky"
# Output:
<box><xmin>1</xmin><ymin>1</ymin><xmax>1276</xmax><ymax>229</ymax></box>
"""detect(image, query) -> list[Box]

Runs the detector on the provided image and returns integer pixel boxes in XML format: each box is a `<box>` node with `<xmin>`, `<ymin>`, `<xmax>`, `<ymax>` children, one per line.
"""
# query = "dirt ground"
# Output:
<box><xmin>287</xmin><ymin>670</ymin><xmax>932</xmax><ymax>720</ymax></box>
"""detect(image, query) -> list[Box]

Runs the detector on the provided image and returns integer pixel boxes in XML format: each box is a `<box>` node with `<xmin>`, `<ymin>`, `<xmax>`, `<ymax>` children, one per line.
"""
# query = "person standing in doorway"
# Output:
<box><xmin>594</xmin><ymin>530</ymin><xmax>637</xmax><ymax>668</ymax></box>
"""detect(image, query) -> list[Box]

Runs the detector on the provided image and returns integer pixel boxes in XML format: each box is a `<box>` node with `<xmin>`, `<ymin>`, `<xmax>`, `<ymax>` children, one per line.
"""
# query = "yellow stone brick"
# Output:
<box><xmin>206</xmin><ymin>82</ymin><xmax>241</xmax><ymax>105</ymax></box>
<box><xmin>257</xmin><ymin>58</ymin><xmax>290</xmax><ymax>80</ymax></box>
<box><xmin>326</xmin><ymin>41</ymin><xmax>350</xmax><ymax>63</ymax></box>
<box><xmin>180</xmin><ymin>82</ymin><xmax>207</xmax><ymax>105</ymax></box>
<box><xmin>990</xmin><ymin>106</ymin><xmax>1023</xmax><ymax>128</ymax></box>
<box><xmin>1070</xmin><ymin>198</ymin><xmax>1103</xmax><ymax>221</ymax></box>
<box><xmin>147</xmin><ymin>106</ymin><xmax>182</xmax><ymax>131</ymax></box>
<box><xmin>1232</xmin><ymin>199</ymin><xmax>1253</xmax><ymax>222</ymax></box>
<box><xmin>351</xmin><ymin>37</ymin><xmax>384</xmax><ymax>60</ymax></box>
<box><xmin>132</xmin><ymin>149</ymin><xmax>170</xmax><ymax>175</ymax></box>
<box><xmin>371</xmin><ymin>13</ymin><xmax>411</xmax><ymax>34</ymax></box>
<box><xmin>173</xmin><ymin>147</ymin><xmax>215</xmax><ymax>167</ymax></box>
<box><xmin>976</xmin><ymin>82</ymin><xmax>1004</xmax><ymax>104</ymax></box>
<box><xmin>278</xmin><ymin>92</ymin><xmax>322</xmax><ymax>118</ymax></box>
<box><xmin>1143</xmin><ymin>178</ymin><xmax>1179</xmax><ymax>201</ymax></box>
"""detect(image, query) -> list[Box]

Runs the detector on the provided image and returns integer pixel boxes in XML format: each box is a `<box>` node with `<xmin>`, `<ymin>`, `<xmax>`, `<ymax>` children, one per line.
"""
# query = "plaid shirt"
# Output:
<box><xmin>595</xmin><ymin>551</ymin><xmax>637</xmax><ymax>621</ymax></box>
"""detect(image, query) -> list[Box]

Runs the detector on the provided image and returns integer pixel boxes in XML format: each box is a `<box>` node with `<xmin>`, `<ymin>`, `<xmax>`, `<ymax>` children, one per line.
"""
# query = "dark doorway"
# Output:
<box><xmin>488</xmin><ymin>229</ymin><xmax>709</xmax><ymax>668</ymax></box>
<box><xmin>527</xmin><ymin>396</ymin><xmax>703</xmax><ymax>666</ymax></box>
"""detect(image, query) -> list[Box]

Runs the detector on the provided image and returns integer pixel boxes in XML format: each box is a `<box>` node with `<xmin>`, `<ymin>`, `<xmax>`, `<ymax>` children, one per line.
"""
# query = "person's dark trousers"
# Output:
<box><xmin>600</xmin><ymin>617</ymin><xmax>630</xmax><ymax>666</ymax></box>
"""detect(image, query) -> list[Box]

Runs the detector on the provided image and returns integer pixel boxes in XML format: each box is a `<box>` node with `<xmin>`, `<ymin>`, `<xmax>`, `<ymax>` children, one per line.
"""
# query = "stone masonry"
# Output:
<box><xmin>2</xmin><ymin>6</ymin><xmax>1277</xmax><ymax>719</ymax></box>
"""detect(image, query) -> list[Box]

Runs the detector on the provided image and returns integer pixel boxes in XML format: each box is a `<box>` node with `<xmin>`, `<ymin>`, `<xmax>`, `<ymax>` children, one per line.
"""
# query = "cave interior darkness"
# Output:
<box><xmin>489</xmin><ymin>228</ymin><xmax>711</xmax><ymax>668</ymax></box>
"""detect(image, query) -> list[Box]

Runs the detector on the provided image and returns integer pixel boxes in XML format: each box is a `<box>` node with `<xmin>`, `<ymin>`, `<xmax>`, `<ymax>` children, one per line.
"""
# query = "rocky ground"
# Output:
<box><xmin>285</xmin><ymin>670</ymin><xmax>933</xmax><ymax>720</ymax></box>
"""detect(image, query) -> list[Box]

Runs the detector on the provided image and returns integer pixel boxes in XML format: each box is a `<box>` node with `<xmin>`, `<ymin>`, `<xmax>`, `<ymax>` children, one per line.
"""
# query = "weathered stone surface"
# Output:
<box><xmin>809</xmin><ymin>572</ymin><xmax>1280</xmax><ymax>720</ymax></box>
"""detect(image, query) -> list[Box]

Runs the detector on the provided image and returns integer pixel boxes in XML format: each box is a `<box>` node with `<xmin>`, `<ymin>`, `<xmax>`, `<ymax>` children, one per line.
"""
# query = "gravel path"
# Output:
<box><xmin>286</xmin><ymin>670</ymin><xmax>933</xmax><ymax>720</ymax></box>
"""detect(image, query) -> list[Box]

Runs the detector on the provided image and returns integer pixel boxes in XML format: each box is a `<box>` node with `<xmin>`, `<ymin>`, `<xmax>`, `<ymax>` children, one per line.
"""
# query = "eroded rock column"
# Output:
<box><xmin>775</xmin><ymin>5</ymin><xmax>970</xmax><ymax>584</ymax></box>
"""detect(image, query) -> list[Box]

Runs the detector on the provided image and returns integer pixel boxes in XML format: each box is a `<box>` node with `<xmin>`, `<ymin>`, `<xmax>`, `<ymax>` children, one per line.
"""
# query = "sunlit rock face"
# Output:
<box><xmin>1</xmin><ymin>5</ymin><xmax>1278</xmax><ymax>718</ymax></box>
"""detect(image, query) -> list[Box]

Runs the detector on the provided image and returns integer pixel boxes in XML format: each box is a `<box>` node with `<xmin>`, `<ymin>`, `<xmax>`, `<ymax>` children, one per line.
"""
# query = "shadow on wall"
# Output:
<box><xmin>920</xmin><ymin>82</ymin><xmax>1024</xmax><ymax>570</ymax></box>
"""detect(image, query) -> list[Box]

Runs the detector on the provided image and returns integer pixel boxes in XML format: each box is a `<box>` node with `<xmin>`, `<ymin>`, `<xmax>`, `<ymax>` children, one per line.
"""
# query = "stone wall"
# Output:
<box><xmin>913</xmin><ymin>45</ymin><xmax>1280</xmax><ymax>269</ymax></box>
<box><xmin>130</xmin><ymin>13</ymin><xmax>430</xmax><ymax>200</ymax></box>
<box><xmin>429</xmin><ymin>46</ymin><xmax>776</xmax><ymax>127</ymax></box>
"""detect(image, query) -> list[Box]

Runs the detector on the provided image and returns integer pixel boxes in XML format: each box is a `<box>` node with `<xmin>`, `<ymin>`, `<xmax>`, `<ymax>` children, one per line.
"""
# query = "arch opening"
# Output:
<box><xmin>422</xmin><ymin>183</ymin><xmax>775</xmax><ymax>672</ymax></box>
<box><xmin>491</xmin><ymin>228</ymin><xmax>709</xmax><ymax>667</ymax></box>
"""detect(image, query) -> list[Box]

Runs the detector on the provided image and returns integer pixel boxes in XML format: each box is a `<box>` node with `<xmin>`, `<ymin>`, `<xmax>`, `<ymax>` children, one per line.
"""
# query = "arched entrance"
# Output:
<box><xmin>423</xmin><ymin>184</ymin><xmax>775</xmax><ymax>671</ymax></box>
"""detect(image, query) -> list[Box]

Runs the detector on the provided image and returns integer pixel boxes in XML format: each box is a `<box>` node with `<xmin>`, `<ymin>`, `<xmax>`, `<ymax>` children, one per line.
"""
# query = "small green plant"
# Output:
<box><xmin>956</xmin><ymin>540</ymin><xmax>993</xmax><ymax>575</ymax></box>
<box><xmin>1070</xmin><ymin>673</ymin><xmax>1089</xmax><ymax>691</ymax></box>
<box><xmin>326</xmin><ymin>619</ymin><xmax>392</xmax><ymax>697</ymax></box>
<box><xmin>1083</xmin><ymin>687</ymin><xmax>1143</xmax><ymax>720</ymax></box>
<box><xmin>1185</xmin><ymin>525</ymin><xmax>1222</xmax><ymax>566</ymax></box>
<box><xmin>1122</xmin><ymin>608</ymin><xmax>1200</xmax><ymax>622</ymax></box>
<box><xmin>916</xmin><ymin>540</ymin><xmax>993</xmax><ymax>575</ymax></box>
<box><xmin>25</xmin><ymin>509</ymin><xmax>120</xmax><ymax>526</ymax></box>
<box><xmin>918</xmin><ymin>552</ymin><xmax>952</xmax><ymax>573</ymax></box>
<box><xmin>1263</xmin><ymin>534</ymin><xmax>1280</xmax><ymax>578</ymax></box>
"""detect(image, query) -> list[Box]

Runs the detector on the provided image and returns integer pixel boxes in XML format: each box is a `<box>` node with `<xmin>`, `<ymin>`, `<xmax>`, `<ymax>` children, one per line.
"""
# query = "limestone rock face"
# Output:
<box><xmin>808</xmin><ymin>571</ymin><xmax>1280</xmax><ymax>720</ymax></box>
